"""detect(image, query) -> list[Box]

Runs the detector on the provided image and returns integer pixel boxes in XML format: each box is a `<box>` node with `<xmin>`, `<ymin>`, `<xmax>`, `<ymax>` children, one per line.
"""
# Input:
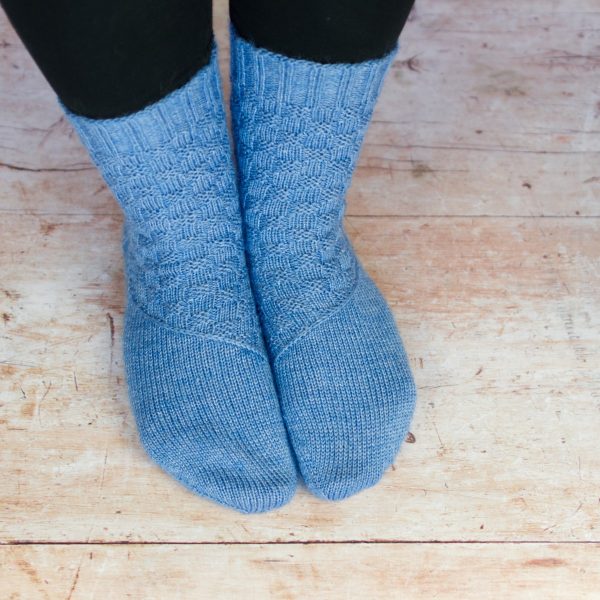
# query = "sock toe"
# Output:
<box><xmin>126</xmin><ymin>302</ymin><xmax>297</xmax><ymax>513</ymax></box>
<box><xmin>274</xmin><ymin>269</ymin><xmax>416</xmax><ymax>501</ymax></box>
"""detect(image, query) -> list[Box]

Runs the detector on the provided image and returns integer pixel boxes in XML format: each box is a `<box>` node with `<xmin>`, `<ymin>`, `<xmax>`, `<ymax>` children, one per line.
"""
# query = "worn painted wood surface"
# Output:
<box><xmin>1</xmin><ymin>0</ymin><xmax>599</xmax><ymax>597</ymax></box>
<box><xmin>1</xmin><ymin>213</ymin><xmax>599</xmax><ymax>544</ymax></box>
<box><xmin>3</xmin><ymin>544</ymin><xmax>600</xmax><ymax>599</ymax></box>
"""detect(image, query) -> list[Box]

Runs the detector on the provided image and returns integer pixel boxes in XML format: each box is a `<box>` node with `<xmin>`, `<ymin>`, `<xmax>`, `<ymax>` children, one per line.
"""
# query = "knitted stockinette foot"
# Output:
<box><xmin>231</xmin><ymin>30</ymin><xmax>416</xmax><ymax>501</ymax></box>
<box><xmin>66</xmin><ymin>49</ymin><xmax>296</xmax><ymax>513</ymax></box>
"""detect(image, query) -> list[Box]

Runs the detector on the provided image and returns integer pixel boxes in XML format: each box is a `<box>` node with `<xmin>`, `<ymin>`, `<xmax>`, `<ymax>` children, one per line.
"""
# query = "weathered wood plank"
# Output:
<box><xmin>1</xmin><ymin>214</ymin><xmax>598</xmax><ymax>542</ymax></box>
<box><xmin>354</xmin><ymin>2</ymin><xmax>600</xmax><ymax>216</ymax></box>
<box><xmin>1</xmin><ymin>0</ymin><xmax>599</xmax><ymax>217</ymax></box>
<box><xmin>2</xmin><ymin>543</ymin><xmax>600</xmax><ymax>599</ymax></box>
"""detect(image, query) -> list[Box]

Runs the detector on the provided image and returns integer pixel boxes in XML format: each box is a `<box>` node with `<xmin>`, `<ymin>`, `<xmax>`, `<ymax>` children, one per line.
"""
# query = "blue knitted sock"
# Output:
<box><xmin>231</xmin><ymin>31</ymin><xmax>417</xmax><ymax>501</ymax></box>
<box><xmin>66</xmin><ymin>49</ymin><xmax>296</xmax><ymax>513</ymax></box>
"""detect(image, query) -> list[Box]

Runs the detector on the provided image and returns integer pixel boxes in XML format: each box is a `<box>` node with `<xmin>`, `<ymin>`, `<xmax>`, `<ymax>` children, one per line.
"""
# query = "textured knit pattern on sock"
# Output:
<box><xmin>66</xmin><ymin>49</ymin><xmax>296</xmax><ymax>513</ymax></box>
<box><xmin>231</xmin><ymin>30</ymin><xmax>417</xmax><ymax>501</ymax></box>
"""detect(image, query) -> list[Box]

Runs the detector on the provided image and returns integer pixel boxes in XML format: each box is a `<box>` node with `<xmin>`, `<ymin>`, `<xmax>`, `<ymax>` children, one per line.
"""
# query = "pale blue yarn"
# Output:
<box><xmin>66</xmin><ymin>48</ymin><xmax>297</xmax><ymax>513</ymax></box>
<box><xmin>231</xmin><ymin>30</ymin><xmax>417</xmax><ymax>500</ymax></box>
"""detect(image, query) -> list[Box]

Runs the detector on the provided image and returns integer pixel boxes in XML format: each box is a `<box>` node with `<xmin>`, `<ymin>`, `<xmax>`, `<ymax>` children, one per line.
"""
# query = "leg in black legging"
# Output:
<box><xmin>230</xmin><ymin>0</ymin><xmax>415</xmax><ymax>64</ymax></box>
<box><xmin>0</xmin><ymin>0</ymin><xmax>213</xmax><ymax>117</ymax></box>
<box><xmin>1</xmin><ymin>0</ymin><xmax>416</xmax><ymax>117</ymax></box>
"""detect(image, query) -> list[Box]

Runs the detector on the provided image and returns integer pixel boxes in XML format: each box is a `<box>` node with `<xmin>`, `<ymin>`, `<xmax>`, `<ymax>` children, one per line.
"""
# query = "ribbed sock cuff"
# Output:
<box><xmin>64</xmin><ymin>46</ymin><xmax>224</xmax><ymax>158</ymax></box>
<box><xmin>230</xmin><ymin>26</ymin><xmax>396</xmax><ymax>115</ymax></box>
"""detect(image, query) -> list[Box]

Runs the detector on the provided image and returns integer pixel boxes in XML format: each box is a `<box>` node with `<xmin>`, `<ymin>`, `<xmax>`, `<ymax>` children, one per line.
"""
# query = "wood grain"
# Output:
<box><xmin>2</xmin><ymin>543</ymin><xmax>600</xmax><ymax>600</ymax></box>
<box><xmin>1</xmin><ymin>0</ymin><xmax>599</xmax><ymax>217</ymax></box>
<box><xmin>1</xmin><ymin>214</ymin><xmax>598</xmax><ymax>543</ymax></box>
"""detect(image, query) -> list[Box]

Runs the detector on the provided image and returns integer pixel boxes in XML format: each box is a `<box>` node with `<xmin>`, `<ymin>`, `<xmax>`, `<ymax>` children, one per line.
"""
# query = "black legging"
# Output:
<box><xmin>1</xmin><ymin>0</ymin><xmax>415</xmax><ymax>119</ymax></box>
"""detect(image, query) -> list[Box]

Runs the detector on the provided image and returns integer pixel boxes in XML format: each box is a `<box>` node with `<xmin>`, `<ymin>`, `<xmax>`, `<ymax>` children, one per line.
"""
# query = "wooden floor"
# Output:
<box><xmin>1</xmin><ymin>0</ymin><xmax>599</xmax><ymax>597</ymax></box>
